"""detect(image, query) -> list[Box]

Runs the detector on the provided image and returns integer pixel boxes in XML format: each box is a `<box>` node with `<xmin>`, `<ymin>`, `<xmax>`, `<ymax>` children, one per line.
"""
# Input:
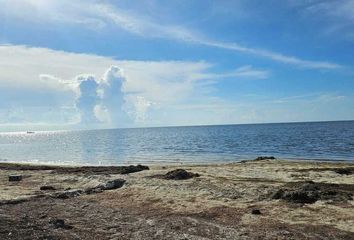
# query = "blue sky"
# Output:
<box><xmin>0</xmin><ymin>0</ymin><xmax>353</xmax><ymax>131</ymax></box>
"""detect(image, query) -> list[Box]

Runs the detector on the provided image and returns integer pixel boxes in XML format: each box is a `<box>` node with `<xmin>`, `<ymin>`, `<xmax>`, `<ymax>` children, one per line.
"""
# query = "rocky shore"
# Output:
<box><xmin>0</xmin><ymin>159</ymin><xmax>353</xmax><ymax>239</ymax></box>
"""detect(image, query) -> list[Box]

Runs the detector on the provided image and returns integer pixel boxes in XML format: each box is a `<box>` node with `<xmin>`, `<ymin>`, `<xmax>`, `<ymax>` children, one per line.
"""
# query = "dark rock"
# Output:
<box><xmin>119</xmin><ymin>165</ymin><xmax>149</xmax><ymax>174</ymax></box>
<box><xmin>0</xmin><ymin>163</ymin><xmax>149</xmax><ymax>175</ymax></box>
<box><xmin>9</xmin><ymin>175</ymin><xmax>22</xmax><ymax>182</ymax></box>
<box><xmin>161</xmin><ymin>169</ymin><xmax>200</xmax><ymax>180</ymax></box>
<box><xmin>53</xmin><ymin>189</ymin><xmax>83</xmax><ymax>199</ymax></box>
<box><xmin>255</xmin><ymin>156</ymin><xmax>276</xmax><ymax>161</ymax></box>
<box><xmin>49</xmin><ymin>219</ymin><xmax>73</xmax><ymax>229</ymax></box>
<box><xmin>40</xmin><ymin>186</ymin><xmax>56</xmax><ymax>191</ymax></box>
<box><xmin>334</xmin><ymin>168</ymin><xmax>353</xmax><ymax>175</ymax></box>
<box><xmin>251</xmin><ymin>209</ymin><xmax>261</xmax><ymax>215</ymax></box>
<box><xmin>84</xmin><ymin>187</ymin><xmax>104</xmax><ymax>195</ymax></box>
<box><xmin>97</xmin><ymin>179</ymin><xmax>126</xmax><ymax>190</ymax></box>
<box><xmin>0</xmin><ymin>198</ymin><xmax>28</xmax><ymax>206</ymax></box>
<box><xmin>271</xmin><ymin>181</ymin><xmax>353</xmax><ymax>204</ymax></box>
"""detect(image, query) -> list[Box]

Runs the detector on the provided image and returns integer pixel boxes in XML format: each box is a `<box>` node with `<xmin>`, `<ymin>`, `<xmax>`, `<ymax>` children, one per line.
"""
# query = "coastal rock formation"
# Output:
<box><xmin>0</xmin><ymin>163</ymin><xmax>149</xmax><ymax>175</ymax></box>
<box><xmin>119</xmin><ymin>165</ymin><xmax>149</xmax><ymax>174</ymax></box>
<box><xmin>154</xmin><ymin>169</ymin><xmax>200</xmax><ymax>180</ymax></box>
<box><xmin>334</xmin><ymin>168</ymin><xmax>353</xmax><ymax>175</ymax></box>
<box><xmin>272</xmin><ymin>181</ymin><xmax>353</xmax><ymax>204</ymax></box>
<box><xmin>97</xmin><ymin>179</ymin><xmax>126</xmax><ymax>190</ymax></box>
<box><xmin>53</xmin><ymin>189</ymin><xmax>83</xmax><ymax>199</ymax></box>
<box><xmin>251</xmin><ymin>209</ymin><xmax>262</xmax><ymax>215</ymax></box>
<box><xmin>8</xmin><ymin>175</ymin><xmax>22</xmax><ymax>182</ymax></box>
<box><xmin>40</xmin><ymin>186</ymin><xmax>56</xmax><ymax>191</ymax></box>
<box><xmin>49</xmin><ymin>219</ymin><xmax>73</xmax><ymax>229</ymax></box>
<box><xmin>254</xmin><ymin>156</ymin><xmax>276</xmax><ymax>161</ymax></box>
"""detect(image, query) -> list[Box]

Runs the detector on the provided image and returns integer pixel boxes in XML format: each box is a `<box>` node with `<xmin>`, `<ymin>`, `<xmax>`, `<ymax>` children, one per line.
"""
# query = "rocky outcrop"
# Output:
<box><xmin>40</xmin><ymin>186</ymin><xmax>56</xmax><ymax>191</ymax></box>
<box><xmin>271</xmin><ymin>181</ymin><xmax>353</xmax><ymax>204</ymax></box>
<box><xmin>154</xmin><ymin>169</ymin><xmax>200</xmax><ymax>180</ymax></box>
<box><xmin>53</xmin><ymin>189</ymin><xmax>83</xmax><ymax>199</ymax></box>
<box><xmin>49</xmin><ymin>219</ymin><xmax>73</xmax><ymax>229</ymax></box>
<box><xmin>8</xmin><ymin>175</ymin><xmax>22</xmax><ymax>182</ymax></box>
<box><xmin>96</xmin><ymin>179</ymin><xmax>126</xmax><ymax>190</ymax></box>
<box><xmin>254</xmin><ymin>156</ymin><xmax>276</xmax><ymax>161</ymax></box>
<box><xmin>334</xmin><ymin>168</ymin><xmax>353</xmax><ymax>175</ymax></box>
<box><xmin>251</xmin><ymin>209</ymin><xmax>261</xmax><ymax>215</ymax></box>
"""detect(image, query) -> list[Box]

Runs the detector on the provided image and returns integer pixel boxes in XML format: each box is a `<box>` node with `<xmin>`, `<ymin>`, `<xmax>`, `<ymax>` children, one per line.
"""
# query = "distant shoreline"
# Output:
<box><xmin>1</xmin><ymin>119</ymin><xmax>354</xmax><ymax>133</ymax></box>
<box><xmin>1</xmin><ymin>157</ymin><xmax>354</xmax><ymax>168</ymax></box>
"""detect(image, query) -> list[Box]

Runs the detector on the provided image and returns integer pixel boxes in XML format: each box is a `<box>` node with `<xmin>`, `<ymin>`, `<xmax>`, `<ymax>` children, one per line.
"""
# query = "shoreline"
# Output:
<box><xmin>1</xmin><ymin>156</ymin><xmax>354</xmax><ymax>168</ymax></box>
<box><xmin>1</xmin><ymin>159</ymin><xmax>354</xmax><ymax>239</ymax></box>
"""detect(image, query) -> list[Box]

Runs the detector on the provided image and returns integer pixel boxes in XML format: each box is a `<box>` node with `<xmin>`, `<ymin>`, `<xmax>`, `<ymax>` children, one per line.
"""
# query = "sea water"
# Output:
<box><xmin>0</xmin><ymin>121</ymin><xmax>353</xmax><ymax>165</ymax></box>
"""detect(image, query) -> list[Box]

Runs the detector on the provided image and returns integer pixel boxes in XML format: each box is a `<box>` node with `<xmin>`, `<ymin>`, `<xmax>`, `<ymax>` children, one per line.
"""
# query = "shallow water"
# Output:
<box><xmin>0</xmin><ymin>121</ymin><xmax>353</xmax><ymax>165</ymax></box>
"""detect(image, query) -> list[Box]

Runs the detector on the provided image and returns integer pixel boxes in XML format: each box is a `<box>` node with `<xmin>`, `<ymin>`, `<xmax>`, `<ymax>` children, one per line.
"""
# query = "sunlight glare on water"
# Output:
<box><xmin>0</xmin><ymin>121</ymin><xmax>353</xmax><ymax>165</ymax></box>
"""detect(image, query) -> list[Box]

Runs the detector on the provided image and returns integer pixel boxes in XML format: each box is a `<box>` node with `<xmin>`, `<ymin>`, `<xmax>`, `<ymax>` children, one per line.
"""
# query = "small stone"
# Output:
<box><xmin>53</xmin><ymin>189</ymin><xmax>83</xmax><ymax>199</ymax></box>
<box><xmin>40</xmin><ymin>186</ymin><xmax>56</xmax><ymax>191</ymax></box>
<box><xmin>334</xmin><ymin>168</ymin><xmax>353</xmax><ymax>175</ymax></box>
<box><xmin>49</xmin><ymin>219</ymin><xmax>73</xmax><ymax>229</ymax></box>
<box><xmin>251</xmin><ymin>209</ymin><xmax>262</xmax><ymax>215</ymax></box>
<box><xmin>9</xmin><ymin>175</ymin><xmax>22</xmax><ymax>182</ymax></box>
<box><xmin>84</xmin><ymin>187</ymin><xmax>103</xmax><ymax>194</ymax></box>
<box><xmin>97</xmin><ymin>179</ymin><xmax>126</xmax><ymax>190</ymax></box>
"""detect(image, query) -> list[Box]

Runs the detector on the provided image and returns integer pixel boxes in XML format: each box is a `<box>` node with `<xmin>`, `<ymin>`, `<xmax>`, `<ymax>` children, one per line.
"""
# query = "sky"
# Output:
<box><xmin>0</xmin><ymin>0</ymin><xmax>354</xmax><ymax>131</ymax></box>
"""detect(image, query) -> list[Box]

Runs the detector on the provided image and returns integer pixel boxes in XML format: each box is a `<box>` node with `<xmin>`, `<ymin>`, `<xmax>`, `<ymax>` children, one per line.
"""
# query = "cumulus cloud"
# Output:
<box><xmin>76</xmin><ymin>76</ymin><xmax>99</xmax><ymax>124</ymax></box>
<box><xmin>74</xmin><ymin>66</ymin><xmax>131</xmax><ymax>127</ymax></box>
<box><xmin>98</xmin><ymin>66</ymin><xmax>130</xmax><ymax>125</ymax></box>
<box><xmin>126</xmin><ymin>96</ymin><xmax>154</xmax><ymax>123</ymax></box>
<box><xmin>0</xmin><ymin>45</ymin><xmax>276</xmax><ymax>130</ymax></box>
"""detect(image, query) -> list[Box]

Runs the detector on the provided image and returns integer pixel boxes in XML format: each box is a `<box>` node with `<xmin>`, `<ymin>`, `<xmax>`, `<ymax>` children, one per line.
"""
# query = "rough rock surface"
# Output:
<box><xmin>40</xmin><ymin>185</ymin><xmax>56</xmax><ymax>191</ymax></box>
<box><xmin>254</xmin><ymin>156</ymin><xmax>276</xmax><ymax>161</ymax></box>
<box><xmin>154</xmin><ymin>169</ymin><xmax>200</xmax><ymax>180</ymax></box>
<box><xmin>49</xmin><ymin>219</ymin><xmax>73</xmax><ymax>229</ymax></box>
<box><xmin>334</xmin><ymin>168</ymin><xmax>353</xmax><ymax>175</ymax></box>
<box><xmin>97</xmin><ymin>179</ymin><xmax>126</xmax><ymax>190</ymax></box>
<box><xmin>0</xmin><ymin>163</ymin><xmax>149</xmax><ymax>175</ymax></box>
<box><xmin>271</xmin><ymin>181</ymin><xmax>354</xmax><ymax>204</ymax></box>
<box><xmin>8</xmin><ymin>175</ymin><xmax>22</xmax><ymax>182</ymax></box>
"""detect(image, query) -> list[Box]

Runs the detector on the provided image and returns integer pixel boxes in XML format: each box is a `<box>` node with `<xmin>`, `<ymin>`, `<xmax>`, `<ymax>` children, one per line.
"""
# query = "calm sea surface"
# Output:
<box><xmin>0</xmin><ymin>121</ymin><xmax>353</xmax><ymax>165</ymax></box>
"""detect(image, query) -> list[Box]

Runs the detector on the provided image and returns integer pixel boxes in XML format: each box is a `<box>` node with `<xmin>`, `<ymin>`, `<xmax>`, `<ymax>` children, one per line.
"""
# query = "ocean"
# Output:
<box><xmin>0</xmin><ymin>121</ymin><xmax>353</xmax><ymax>165</ymax></box>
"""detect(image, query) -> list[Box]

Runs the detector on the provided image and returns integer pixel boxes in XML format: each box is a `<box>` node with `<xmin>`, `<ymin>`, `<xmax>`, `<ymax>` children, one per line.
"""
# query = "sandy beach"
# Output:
<box><xmin>1</xmin><ymin>158</ymin><xmax>354</xmax><ymax>239</ymax></box>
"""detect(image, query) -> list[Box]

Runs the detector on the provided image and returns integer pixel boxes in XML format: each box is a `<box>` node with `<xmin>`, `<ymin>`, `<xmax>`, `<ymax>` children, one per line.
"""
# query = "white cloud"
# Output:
<box><xmin>190</xmin><ymin>65</ymin><xmax>270</xmax><ymax>81</ymax></box>
<box><xmin>0</xmin><ymin>45</ymin><xmax>268</xmax><ymax>129</ymax></box>
<box><xmin>290</xmin><ymin>0</ymin><xmax>354</xmax><ymax>40</ymax></box>
<box><xmin>96</xmin><ymin>66</ymin><xmax>130</xmax><ymax>126</ymax></box>
<box><xmin>2</xmin><ymin>44</ymin><xmax>349</xmax><ymax>131</ymax></box>
<box><xmin>125</xmin><ymin>96</ymin><xmax>154</xmax><ymax>123</ymax></box>
<box><xmin>0</xmin><ymin>0</ymin><xmax>342</xmax><ymax>69</ymax></box>
<box><xmin>75</xmin><ymin>75</ymin><xmax>100</xmax><ymax>124</ymax></box>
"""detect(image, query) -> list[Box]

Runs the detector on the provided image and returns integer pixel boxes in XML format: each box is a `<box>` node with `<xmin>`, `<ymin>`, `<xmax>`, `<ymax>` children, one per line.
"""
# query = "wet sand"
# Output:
<box><xmin>0</xmin><ymin>159</ymin><xmax>354</xmax><ymax>239</ymax></box>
